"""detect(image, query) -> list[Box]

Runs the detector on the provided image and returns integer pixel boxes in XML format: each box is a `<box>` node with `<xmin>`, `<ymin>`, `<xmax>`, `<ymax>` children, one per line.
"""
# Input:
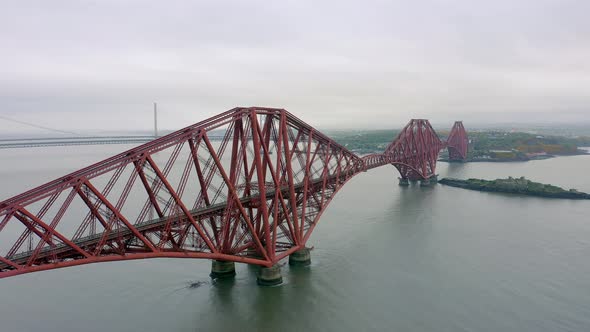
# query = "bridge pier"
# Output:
<box><xmin>257</xmin><ymin>265</ymin><xmax>283</xmax><ymax>286</ymax></box>
<box><xmin>210</xmin><ymin>260</ymin><xmax>236</xmax><ymax>279</ymax></box>
<box><xmin>420</xmin><ymin>175</ymin><xmax>438</xmax><ymax>187</ymax></box>
<box><xmin>420</xmin><ymin>178</ymin><xmax>431</xmax><ymax>186</ymax></box>
<box><xmin>398</xmin><ymin>177</ymin><xmax>410</xmax><ymax>186</ymax></box>
<box><xmin>289</xmin><ymin>248</ymin><xmax>311</xmax><ymax>266</ymax></box>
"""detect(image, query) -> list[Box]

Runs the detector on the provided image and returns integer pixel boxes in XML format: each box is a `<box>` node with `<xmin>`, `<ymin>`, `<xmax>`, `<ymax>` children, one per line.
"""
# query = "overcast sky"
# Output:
<box><xmin>1</xmin><ymin>0</ymin><xmax>589</xmax><ymax>134</ymax></box>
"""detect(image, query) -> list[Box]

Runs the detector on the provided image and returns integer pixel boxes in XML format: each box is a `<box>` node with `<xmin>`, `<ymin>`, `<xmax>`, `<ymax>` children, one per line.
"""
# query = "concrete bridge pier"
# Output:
<box><xmin>409</xmin><ymin>179</ymin><xmax>419</xmax><ymax>185</ymax></box>
<box><xmin>398</xmin><ymin>177</ymin><xmax>410</xmax><ymax>186</ymax></box>
<box><xmin>257</xmin><ymin>265</ymin><xmax>283</xmax><ymax>286</ymax></box>
<box><xmin>420</xmin><ymin>175</ymin><xmax>438</xmax><ymax>187</ymax></box>
<box><xmin>289</xmin><ymin>248</ymin><xmax>311</xmax><ymax>266</ymax></box>
<box><xmin>210</xmin><ymin>260</ymin><xmax>236</xmax><ymax>279</ymax></box>
<box><xmin>420</xmin><ymin>178</ymin><xmax>431</xmax><ymax>186</ymax></box>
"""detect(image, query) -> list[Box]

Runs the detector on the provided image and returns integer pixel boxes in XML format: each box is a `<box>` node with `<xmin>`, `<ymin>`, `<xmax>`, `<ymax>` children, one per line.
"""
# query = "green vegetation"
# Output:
<box><xmin>466</xmin><ymin>131</ymin><xmax>586</xmax><ymax>161</ymax></box>
<box><xmin>328</xmin><ymin>130</ymin><xmax>399</xmax><ymax>154</ymax></box>
<box><xmin>439</xmin><ymin>177</ymin><xmax>590</xmax><ymax>199</ymax></box>
<box><xmin>328</xmin><ymin>128</ymin><xmax>589</xmax><ymax>161</ymax></box>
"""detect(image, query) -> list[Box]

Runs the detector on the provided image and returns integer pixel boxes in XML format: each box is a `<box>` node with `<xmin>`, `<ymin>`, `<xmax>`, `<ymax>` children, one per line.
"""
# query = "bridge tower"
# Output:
<box><xmin>384</xmin><ymin>119</ymin><xmax>444</xmax><ymax>185</ymax></box>
<box><xmin>447</xmin><ymin>121</ymin><xmax>468</xmax><ymax>161</ymax></box>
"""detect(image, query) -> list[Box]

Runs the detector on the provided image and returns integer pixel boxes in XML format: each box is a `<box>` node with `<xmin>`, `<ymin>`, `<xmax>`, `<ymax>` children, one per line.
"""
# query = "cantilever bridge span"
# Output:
<box><xmin>0</xmin><ymin>107</ymin><xmax>467</xmax><ymax>282</ymax></box>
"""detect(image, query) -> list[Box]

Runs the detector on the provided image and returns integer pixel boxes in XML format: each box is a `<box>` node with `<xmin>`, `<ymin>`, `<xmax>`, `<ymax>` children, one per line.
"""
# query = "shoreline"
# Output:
<box><xmin>439</xmin><ymin>177</ymin><xmax>590</xmax><ymax>200</ymax></box>
<box><xmin>439</xmin><ymin>151</ymin><xmax>589</xmax><ymax>163</ymax></box>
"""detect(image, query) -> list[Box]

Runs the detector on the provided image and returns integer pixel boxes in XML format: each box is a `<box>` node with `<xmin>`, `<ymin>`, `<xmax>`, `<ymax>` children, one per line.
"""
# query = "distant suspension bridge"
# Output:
<box><xmin>0</xmin><ymin>103</ymin><xmax>176</xmax><ymax>149</ymax></box>
<box><xmin>0</xmin><ymin>136</ymin><xmax>157</xmax><ymax>149</ymax></box>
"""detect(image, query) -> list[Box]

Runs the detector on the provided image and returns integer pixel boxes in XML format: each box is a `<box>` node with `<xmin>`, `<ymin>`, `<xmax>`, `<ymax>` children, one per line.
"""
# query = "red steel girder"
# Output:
<box><xmin>383</xmin><ymin>119</ymin><xmax>444</xmax><ymax>180</ymax></box>
<box><xmin>446</xmin><ymin>121</ymin><xmax>469</xmax><ymax>161</ymax></box>
<box><xmin>0</xmin><ymin>107</ymin><xmax>467</xmax><ymax>279</ymax></box>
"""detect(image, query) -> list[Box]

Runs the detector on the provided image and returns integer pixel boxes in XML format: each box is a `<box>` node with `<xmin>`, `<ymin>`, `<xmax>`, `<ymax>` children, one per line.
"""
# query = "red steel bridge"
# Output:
<box><xmin>0</xmin><ymin>107</ymin><xmax>468</xmax><ymax>284</ymax></box>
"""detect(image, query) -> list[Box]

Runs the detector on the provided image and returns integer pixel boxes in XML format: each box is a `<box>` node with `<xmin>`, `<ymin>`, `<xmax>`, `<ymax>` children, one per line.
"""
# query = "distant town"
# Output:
<box><xmin>328</xmin><ymin>127</ymin><xmax>590</xmax><ymax>161</ymax></box>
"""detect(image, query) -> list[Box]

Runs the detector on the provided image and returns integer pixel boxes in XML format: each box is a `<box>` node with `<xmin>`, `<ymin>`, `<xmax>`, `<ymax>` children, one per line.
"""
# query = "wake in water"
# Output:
<box><xmin>166</xmin><ymin>280</ymin><xmax>211</xmax><ymax>295</ymax></box>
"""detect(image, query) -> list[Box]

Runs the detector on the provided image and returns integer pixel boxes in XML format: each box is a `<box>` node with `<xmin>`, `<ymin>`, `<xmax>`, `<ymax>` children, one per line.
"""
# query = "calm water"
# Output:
<box><xmin>0</xmin><ymin>145</ymin><xmax>589</xmax><ymax>332</ymax></box>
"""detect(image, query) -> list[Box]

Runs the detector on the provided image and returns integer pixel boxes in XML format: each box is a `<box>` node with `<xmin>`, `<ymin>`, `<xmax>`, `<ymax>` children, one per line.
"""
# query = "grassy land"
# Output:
<box><xmin>466</xmin><ymin>131</ymin><xmax>588</xmax><ymax>160</ymax></box>
<box><xmin>327</xmin><ymin>129</ymin><xmax>399</xmax><ymax>154</ymax></box>
<box><xmin>327</xmin><ymin>128</ymin><xmax>590</xmax><ymax>160</ymax></box>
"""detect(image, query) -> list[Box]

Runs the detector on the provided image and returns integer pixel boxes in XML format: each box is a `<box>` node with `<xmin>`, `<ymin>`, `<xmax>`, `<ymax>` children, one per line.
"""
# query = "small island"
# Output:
<box><xmin>439</xmin><ymin>176</ymin><xmax>590</xmax><ymax>199</ymax></box>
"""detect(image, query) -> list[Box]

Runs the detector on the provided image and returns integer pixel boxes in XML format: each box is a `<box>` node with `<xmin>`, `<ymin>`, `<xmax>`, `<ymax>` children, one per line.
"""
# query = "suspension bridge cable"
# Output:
<box><xmin>0</xmin><ymin>115</ymin><xmax>84</xmax><ymax>136</ymax></box>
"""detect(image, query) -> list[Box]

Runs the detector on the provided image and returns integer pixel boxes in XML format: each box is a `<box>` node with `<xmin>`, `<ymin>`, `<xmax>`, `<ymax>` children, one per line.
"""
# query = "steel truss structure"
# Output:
<box><xmin>447</xmin><ymin>121</ymin><xmax>469</xmax><ymax>160</ymax></box>
<box><xmin>0</xmin><ymin>107</ymin><xmax>468</xmax><ymax>278</ymax></box>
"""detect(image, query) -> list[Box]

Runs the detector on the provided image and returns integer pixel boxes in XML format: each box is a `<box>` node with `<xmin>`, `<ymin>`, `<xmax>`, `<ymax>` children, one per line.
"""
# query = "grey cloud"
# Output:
<box><xmin>1</xmin><ymin>0</ymin><xmax>589</xmax><ymax>134</ymax></box>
